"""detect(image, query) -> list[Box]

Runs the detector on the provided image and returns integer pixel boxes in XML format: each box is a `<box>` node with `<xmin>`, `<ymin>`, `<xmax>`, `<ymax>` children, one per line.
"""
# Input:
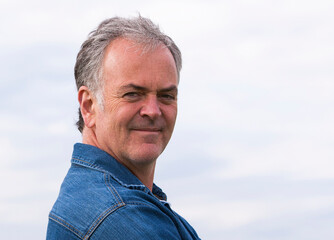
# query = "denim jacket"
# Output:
<box><xmin>47</xmin><ymin>143</ymin><xmax>200</xmax><ymax>239</ymax></box>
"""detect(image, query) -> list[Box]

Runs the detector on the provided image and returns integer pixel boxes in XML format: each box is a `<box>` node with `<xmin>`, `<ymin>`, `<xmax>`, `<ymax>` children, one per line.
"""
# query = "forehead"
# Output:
<box><xmin>102</xmin><ymin>38</ymin><xmax>178</xmax><ymax>87</ymax></box>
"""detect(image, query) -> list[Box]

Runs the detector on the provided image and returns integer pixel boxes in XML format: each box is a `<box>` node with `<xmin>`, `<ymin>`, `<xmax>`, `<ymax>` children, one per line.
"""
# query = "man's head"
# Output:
<box><xmin>75</xmin><ymin>16</ymin><xmax>181</xmax><ymax>170</ymax></box>
<box><xmin>75</xmin><ymin>16</ymin><xmax>182</xmax><ymax>132</ymax></box>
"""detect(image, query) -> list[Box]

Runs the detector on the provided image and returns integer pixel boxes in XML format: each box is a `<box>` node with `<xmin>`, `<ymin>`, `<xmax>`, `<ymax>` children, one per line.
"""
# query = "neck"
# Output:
<box><xmin>125</xmin><ymin>161</ymin><xmax>156</xmax><ymax>192</ymax></box>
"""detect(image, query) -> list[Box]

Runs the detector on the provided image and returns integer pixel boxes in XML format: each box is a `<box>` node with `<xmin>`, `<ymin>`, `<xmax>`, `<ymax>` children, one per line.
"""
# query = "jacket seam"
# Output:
<box><xmin>49</xmin><ymin>213</ymin><xmax>84</xmax><ymax>239</ymax></box>
<box><xmin>72</xmin><ymin>158</ymin><xmax>105</xmax><ymax>172</ymax></box>
<box><xmin>82</xmin><ymin>173</ymin><xmax>125</xmax><ymax>239</ymax></box>
<box><xmin>105</xmin><ymin>173</ymin><xmax>124</xmax><ymax>204</ymax></box>
<box><xmin>83</xmin><ymin>202</ymin><xmax>126</xmax><ymax>240</ymax></box>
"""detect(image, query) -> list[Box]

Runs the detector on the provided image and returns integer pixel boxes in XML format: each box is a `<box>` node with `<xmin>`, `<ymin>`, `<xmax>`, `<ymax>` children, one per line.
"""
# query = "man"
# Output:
<box><xmin>47</xmin><ymin>16</ymin><xmax>200</xmax><ymax>239</ymax></box>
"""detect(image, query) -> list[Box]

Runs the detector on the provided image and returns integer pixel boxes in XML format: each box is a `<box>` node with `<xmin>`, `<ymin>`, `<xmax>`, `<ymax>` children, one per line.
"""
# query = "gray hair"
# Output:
<box><xmin>74</xmin><ymin>15</ymin><xmax>182</xmax><ymax>132</ymax></box>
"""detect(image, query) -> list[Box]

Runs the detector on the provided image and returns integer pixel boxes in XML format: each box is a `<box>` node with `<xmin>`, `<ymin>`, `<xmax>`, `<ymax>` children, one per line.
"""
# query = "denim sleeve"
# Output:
<box><xmin>46</xmin><ymin>218</ymin><xmax>82</xmax><ymax>240</ymax></box>
<box><xmin>90</xmin><ymin>204</ymin><xmax>182</xmax><ymax>240</ymax></box>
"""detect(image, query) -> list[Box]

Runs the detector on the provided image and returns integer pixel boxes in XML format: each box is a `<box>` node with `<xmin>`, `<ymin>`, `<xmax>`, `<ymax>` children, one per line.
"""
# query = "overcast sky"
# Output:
<box><xmin>1</xmin><ymin>0</ymin><xmax>334</xmax><ymax>239</ymax></box>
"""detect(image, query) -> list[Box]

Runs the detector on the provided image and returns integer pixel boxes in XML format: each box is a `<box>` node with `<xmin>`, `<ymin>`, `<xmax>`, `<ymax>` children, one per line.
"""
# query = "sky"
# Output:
<box><xmin>1</xmin><ymin>0</ymin><xmax>334</xmax><ymax>239</ymax></box>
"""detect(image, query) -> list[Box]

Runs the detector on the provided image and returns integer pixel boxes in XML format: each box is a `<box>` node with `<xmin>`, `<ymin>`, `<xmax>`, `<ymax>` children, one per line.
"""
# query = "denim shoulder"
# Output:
<box><xmin>47</xmin><ymin>164</ymin><xmax>125</xmax><ymax>240</ymax></box>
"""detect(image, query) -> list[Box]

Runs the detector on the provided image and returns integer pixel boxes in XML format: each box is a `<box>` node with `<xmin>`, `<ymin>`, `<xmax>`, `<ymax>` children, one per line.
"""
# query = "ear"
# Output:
<box><xmin>78</xmin><ymin>86</ymin><xmax>98</xmax><ymax>129</ymax></box>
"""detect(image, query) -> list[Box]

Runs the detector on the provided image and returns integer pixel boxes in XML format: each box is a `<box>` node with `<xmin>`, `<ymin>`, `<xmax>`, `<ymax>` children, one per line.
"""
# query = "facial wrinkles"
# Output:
<box><xmin>101</xmin><ymin>40</ymin><xmax>177</xmax><ymax>130</ymax></box>
<box><xmin>100</xmin><ymin>87</ymin><xmax>166</xmax><ymax>132</ymax></box>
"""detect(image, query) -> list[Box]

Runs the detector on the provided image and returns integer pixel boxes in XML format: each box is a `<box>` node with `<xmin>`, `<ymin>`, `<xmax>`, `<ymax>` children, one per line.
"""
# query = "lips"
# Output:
<box><xmin>129</xmin><ymin>121</ymin><xmax>165</xmax><ymax>132</ymax></box>
<box><xmin>131</xmin><ymin>127</ymin><xmax>162</xmax><ymax>132</ymax></box>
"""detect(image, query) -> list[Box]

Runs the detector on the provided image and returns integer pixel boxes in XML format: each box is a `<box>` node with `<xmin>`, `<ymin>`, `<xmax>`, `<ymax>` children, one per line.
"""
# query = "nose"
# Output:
<box><xmin>139</xmin><ymin>95</ymin><xmax>162</xmax><ymax>119</ymax></box>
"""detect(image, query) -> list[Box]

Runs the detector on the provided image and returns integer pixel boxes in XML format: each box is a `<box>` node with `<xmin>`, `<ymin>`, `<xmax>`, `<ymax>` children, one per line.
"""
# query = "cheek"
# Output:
<box><xmin>163</xmin><ymin>106</ymin><xmax>177</xmax><ymax>126</ymax></box>
<box><xmin>112</xmin><ymin>104</ymin><xmax>141</xmax><ymax>127</ymax></box>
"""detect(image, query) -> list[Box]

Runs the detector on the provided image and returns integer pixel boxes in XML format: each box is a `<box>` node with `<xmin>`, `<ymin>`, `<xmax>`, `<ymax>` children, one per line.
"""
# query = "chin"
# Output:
<box><xmin>133</xmin><ymin>152</ymin><xmax>160</xmax><ymax>163</ymax></box>
<box><xmin>120</xmin><ymin>139</ymin><xmax>168</xmax><ymax>165</ymax></box>
<box><xmin>129</xmin><ymin>146</ymin><xmax>163</xmax><ymax>164</ymax></box>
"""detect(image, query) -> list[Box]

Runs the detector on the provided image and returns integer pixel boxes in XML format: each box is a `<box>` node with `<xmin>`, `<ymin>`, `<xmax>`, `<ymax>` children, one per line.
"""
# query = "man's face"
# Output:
<box><xmin>94</xmin><ymin>38</ymin><xmax>178</xmax><ymax>168</ymax></box>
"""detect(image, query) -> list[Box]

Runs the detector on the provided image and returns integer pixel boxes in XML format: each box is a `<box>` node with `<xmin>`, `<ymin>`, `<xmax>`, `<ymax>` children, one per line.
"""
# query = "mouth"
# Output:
<box><xmin>131</xmin><ymin>128</ymin><xmax>162</xmax><ymax>132</ymax></box>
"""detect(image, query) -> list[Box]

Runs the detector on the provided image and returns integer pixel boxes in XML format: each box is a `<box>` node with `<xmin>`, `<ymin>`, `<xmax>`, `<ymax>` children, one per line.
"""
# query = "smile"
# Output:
<box><xmin>132</xmin><ymin>128</ymin><xmax>162</xmax><ymax>132</ymax></box>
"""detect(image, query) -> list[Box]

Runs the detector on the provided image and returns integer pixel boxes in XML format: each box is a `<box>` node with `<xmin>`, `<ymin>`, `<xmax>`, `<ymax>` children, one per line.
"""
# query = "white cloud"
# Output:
<box><xmin>214</xmin><ymin>138</ymin><xmax>334</xmax><ymax>180</ymax></box>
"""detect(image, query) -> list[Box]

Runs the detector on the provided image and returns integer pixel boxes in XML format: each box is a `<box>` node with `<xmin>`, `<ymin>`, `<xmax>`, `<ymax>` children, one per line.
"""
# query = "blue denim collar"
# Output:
<box><xmin>71</xmin><ymin>143</ymin><xmax>167</xmax><ymax>200</ymax></box>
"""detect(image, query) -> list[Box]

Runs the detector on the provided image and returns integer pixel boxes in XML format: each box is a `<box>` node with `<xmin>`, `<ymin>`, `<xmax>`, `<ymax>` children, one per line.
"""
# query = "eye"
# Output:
<box><xmin>124</xmin><ymin>92</ymin><xmax>138</xmax><ymax>97</ymax></box>
<box><xmin>158</xmin><ymin>93</ymin><xmax>176</xmax><ymax>102</ymax></box>
<box><xmin>122</xmin><ymin>92</ymin><xmax>141</xmax><ymax>100</ymax></box>
<box><xmin>163</xmin><ymin>94</ymin><xmax>175</xmax><ymax>100</ymax></box>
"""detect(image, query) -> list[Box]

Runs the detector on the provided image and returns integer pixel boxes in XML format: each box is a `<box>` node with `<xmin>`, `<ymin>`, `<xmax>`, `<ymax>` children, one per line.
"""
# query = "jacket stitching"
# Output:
<box><xmin>82</xmin><ymin>173</ymin><xmax>125</xmax><ymax>239</ymax></box>
<box><xmin>83</xmin><ymin>203</ymin><xmax>126</xmax><ymax>240</ymax></box>
<box><xmin>105</xmin><ymin>173</ymin><xmax>124</xmax><ymax>204</ymax></box>
<box><xmin>49</xmin><ymin>213</ymin><xmax>83</xmax><ymax>239</ymax></box>
<box><xmin>72</xmin><ymin>158</ymin><xmax>105</xmax><ymax>172</ymax></box>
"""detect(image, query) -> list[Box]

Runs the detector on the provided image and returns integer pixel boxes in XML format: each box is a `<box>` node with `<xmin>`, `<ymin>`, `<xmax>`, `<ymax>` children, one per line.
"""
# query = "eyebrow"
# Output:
<box><xmin>120</xmin><ymin>83</ymin><xmax>178</xmax><ymax>93</ymax></box>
